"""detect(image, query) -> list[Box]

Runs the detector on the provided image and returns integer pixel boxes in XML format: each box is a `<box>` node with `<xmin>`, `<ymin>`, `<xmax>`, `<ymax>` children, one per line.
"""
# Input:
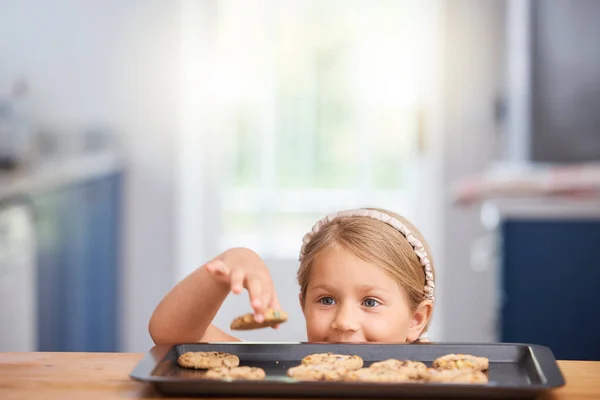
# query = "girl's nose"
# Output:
<box><xmin>331</xmin><ymin>303</ymin><xmax>360</xmax><ymax>333</ymax></box>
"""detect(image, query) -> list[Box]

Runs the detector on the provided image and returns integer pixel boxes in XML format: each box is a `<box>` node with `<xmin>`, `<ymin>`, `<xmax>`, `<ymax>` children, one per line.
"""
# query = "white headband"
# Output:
<box><xmin>298</xmin><ymin>209</ymin><xmax>435</xmax><ymax>301</ymax></box>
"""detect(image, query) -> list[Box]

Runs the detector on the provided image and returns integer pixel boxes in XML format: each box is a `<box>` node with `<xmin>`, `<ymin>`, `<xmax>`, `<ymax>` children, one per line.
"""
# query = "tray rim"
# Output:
<box><xmin>130</xmin><ymin>342</ymin><xmax>565</xmax><ymax>392</ymax></box>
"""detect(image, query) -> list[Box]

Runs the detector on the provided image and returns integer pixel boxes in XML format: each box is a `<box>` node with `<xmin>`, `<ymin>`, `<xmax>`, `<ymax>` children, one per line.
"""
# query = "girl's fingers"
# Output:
<box><xmin>269</xmin><ymin>292</ymin><xmax>282</xmax><ymax>310</ymax></box>
<box><xmin>269</xmin><ymin>292</ymin><xmax>282</xmax><ymax>329</ymax></box>
<box><xmin>259</xmin><ymin>284</ymin><xmax>272</xmax><ymax>317</ymax></box>
<box><xmin>205</xmin><ymin>261</ymin><xmax>216</xmax><ymax>273</ymax></box>
<box><xmin>229</xmin><ymin>267</ymin><xmax>246</xmax><ymax>294</ymax></box>
<box><xmin>207</xmin><ymin>260</ymin><xmax>280</xmax><ymax>327</ymax></box>
<box><xmin>245</xmin><ymin>276</ymin><xmax>264</xmax><ymax>322</ymax></box>
<box><xmin>206</xmin><ymin>259</ymin><xmax>230</xmax><ymax>276</ymax></box>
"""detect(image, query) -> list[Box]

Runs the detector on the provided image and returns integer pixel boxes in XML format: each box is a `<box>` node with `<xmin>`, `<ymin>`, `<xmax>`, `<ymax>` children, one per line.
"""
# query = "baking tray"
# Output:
<box><xmin>130</xmin><ymin>342</ymin><xmax>565</xmax><ymax>398</ymax></box>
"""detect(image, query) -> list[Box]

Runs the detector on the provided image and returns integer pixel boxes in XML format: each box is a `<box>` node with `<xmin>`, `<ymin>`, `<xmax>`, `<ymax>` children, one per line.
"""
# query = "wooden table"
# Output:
<box><xmin>0</xmin><ymin>352</ymin><xmax>599</xmax><ymax>399</ymax></box>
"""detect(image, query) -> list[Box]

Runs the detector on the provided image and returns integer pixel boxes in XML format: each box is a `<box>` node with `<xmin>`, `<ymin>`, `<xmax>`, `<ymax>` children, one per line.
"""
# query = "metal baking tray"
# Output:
<box><xmin>130</xmin><ymin>342</ymin><xmax>565</xmax><ymax>398</ymax></box>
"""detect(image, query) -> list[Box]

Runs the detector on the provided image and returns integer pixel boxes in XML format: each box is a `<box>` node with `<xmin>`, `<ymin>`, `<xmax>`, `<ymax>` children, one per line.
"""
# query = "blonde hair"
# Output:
<box><xmin>297</xmin><ymin>208</ymin><xmax>435</xmax><ymax>332</ymax></box>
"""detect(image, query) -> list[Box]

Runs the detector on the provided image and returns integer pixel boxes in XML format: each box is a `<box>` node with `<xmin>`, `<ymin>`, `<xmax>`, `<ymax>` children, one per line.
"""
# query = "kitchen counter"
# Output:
<box><xmin>0</xmin><ymin>151</ymin><xmax>123</xmax><ymax>201</ymax></box>
<box><xmin>0</xmin><ymin>352</ymin><xmax>599</xmax><ymax>399</ymax></box>
<box><xmin>0</xmin><ymin>152</ymin><xmax>124</xmax><ymax>353</ymax></box>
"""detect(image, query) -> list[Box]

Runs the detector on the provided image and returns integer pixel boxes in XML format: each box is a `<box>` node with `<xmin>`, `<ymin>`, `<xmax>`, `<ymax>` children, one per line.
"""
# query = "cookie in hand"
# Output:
<box><xmin>230</xmin><ymin>309</ymin><xmax>288</xmax><ymax>330</ymax></box>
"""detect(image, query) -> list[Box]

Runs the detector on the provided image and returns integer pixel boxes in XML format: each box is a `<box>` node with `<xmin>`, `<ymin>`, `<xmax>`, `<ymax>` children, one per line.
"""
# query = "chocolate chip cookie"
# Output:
<box><xmin>203</xmin><ymin>366</ymin><xmax>266</xmax><ymax>381</ymax></box>
<box><xmin>287</xmin><ymin>364</ymin><xmax>348</xmax><ymax>381</ymax></box>
<box><xmin>177</xmin><ymin>351</ymin><xmax>240</xmax><ymax>370</ymax></box>
<box><xmin>369</xmin><ymin>359</ymin><xmax>428</xmax><ymax>379</ymax></box>
<box><xmin>230</xmin><ymin>309</ymin><xmax>288</xmax><ymax>330</ymax></box>
<box><xmin>432</xmin><ymin>353</ymin><xmax>489</xmax><ymax>371</ymax></box>
<box><xmin>301</xmin><ymin>353</ymin><xmax>363</xmax><ymax>370</ymax></box>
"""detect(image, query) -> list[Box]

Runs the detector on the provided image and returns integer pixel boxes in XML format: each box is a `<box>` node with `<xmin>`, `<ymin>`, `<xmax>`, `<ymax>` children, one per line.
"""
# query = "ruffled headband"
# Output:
<box><xmin>298</xmin><ymin>209</ymin><xmax>435</xmax><ymax>301</ymax></box>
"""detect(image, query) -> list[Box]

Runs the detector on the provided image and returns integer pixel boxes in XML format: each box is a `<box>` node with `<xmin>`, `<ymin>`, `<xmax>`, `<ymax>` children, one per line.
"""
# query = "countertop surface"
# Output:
<box><xmin>0</xmin><ymin>352</ymin><xmax>599</xmax><ymax>400</ymax></box>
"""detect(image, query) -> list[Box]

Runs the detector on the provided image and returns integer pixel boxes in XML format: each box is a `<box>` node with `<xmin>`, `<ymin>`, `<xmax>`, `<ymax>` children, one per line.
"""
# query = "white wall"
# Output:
<box><xmin>0</xmin><ymin>0</ymin><xmax>181</xmax><ymax>352</ymax></box>
<box><xmin>0</xmin><ymin>0</ymin><xmax>125</xmax><ymax>127</ymax></box>
<box><xmin>112</xmin><ymin>1</ymin><xmax>180</xmax><ymax>353</ymax></box>
<box><xmin>439</xmin><ymin>0</ymin><xmax>506</xmax><ymax>341</ymax></box>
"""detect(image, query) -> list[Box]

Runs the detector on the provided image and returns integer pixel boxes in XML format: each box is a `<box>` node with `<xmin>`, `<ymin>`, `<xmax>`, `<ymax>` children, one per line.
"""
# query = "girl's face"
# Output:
<box><xmin>301</xmin><ymin>245</ymin><xmax>424</xmax><ymax>343</ymax></box>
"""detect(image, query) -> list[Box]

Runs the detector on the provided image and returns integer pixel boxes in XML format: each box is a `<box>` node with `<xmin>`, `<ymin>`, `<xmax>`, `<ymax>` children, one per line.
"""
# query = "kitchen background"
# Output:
<box><xmin>0</xmin><ymin>0</ymin><xmax>599</xmax><ymax>360</ymax></box>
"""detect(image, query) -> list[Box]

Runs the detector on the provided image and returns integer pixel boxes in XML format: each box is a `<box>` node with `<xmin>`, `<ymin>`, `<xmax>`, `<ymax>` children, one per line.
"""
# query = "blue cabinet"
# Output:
<box><xmin>33</xmin><ymin>173</ymin><xmax>121</xmax><ymax>352</ymax></box>
<box><xmin>500</xmin><ymin>219</ymin><xmax>600</xmax><ymax>360</ymax></box>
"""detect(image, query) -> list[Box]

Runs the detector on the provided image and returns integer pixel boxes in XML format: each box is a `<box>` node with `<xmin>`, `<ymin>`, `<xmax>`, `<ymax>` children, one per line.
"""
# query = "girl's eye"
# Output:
<box><xmin>362</xmin><ymin>298</ymin><xmax>380</xmax><ymax>308</ymax></box>
<box><xmin>318</xmin><ymin>297</ymin><xmax>336</xmax><ymax>306</ymax></box>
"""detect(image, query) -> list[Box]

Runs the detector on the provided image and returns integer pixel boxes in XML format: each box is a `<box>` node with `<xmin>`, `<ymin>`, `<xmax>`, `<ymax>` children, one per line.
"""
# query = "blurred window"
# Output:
<box><xmin>201</xmin><ymin>0</ymin><xmax>437</xmax><ymax>259</ymax></box>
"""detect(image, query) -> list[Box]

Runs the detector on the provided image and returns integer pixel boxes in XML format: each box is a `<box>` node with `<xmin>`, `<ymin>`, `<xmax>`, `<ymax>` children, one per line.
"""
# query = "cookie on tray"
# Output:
<box><xmin>425</xmin><ymin>368</ymin><xmax>488</xmax><ymax>384</ymax></box>
<box><xmin>345</xmin><ymin>367</ymin><xmax>414</xmax><ymax>383</ymax></box>
<box><xmin>432</xmin><ymin>353</ymin><xmax>489</xmax><ymax>371</ymax></box>
<box><xmin>204</xmin><ymin>366</ymin><xmax>266</xmax><ymax>381</ymax></box>
<box><xmin>177</xmin><ymin>351</ymin><xmax>240</xmax><ymax>370</ymax></box>
<box><xmin>230</xmin><ymin>309</ymin><xmax>288</xmax><ymax>330</ymax></box>
<box><xmin>287</xmin><ymin>364</ymin><xmax>348</xmax><ymax>381</ymax></box>
<box><xmin>369</xmin><ymin>359</ymin><xmax>428</xmax><ymax>379</ymax></box>
<box><xmin>301</xmin><ymin>353</ymin><xmax>364</xmax><ymax>370</ymax></box>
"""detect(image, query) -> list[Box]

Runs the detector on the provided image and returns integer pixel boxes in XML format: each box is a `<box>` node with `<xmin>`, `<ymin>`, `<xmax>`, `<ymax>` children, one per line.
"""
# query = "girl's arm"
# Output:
<box><xmin>149</xmin><ymin>247</ymin><xmax>280</xmax><ymax>344</ymax></box>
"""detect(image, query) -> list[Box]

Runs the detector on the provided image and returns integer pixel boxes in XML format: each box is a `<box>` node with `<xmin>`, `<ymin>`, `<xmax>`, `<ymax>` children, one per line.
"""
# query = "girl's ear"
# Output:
<box><xmin>406</xmin><ymin>300</ymin><xmax>433</xmax><ymax>342</ymax></box>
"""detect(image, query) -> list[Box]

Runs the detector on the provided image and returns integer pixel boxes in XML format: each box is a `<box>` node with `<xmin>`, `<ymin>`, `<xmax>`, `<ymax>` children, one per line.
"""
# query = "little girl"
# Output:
<box><xmin>149</xmin><ymin>208</ymin><xmax>436</xmax><ymax>344</ymax></box>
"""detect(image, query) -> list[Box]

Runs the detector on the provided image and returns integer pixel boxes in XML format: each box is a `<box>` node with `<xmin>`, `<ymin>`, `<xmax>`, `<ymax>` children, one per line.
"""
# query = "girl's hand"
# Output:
<box><xmin>205</xmin><ymin>248</ymin><xmax>281</xmax><ymax>325</ymax></box>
